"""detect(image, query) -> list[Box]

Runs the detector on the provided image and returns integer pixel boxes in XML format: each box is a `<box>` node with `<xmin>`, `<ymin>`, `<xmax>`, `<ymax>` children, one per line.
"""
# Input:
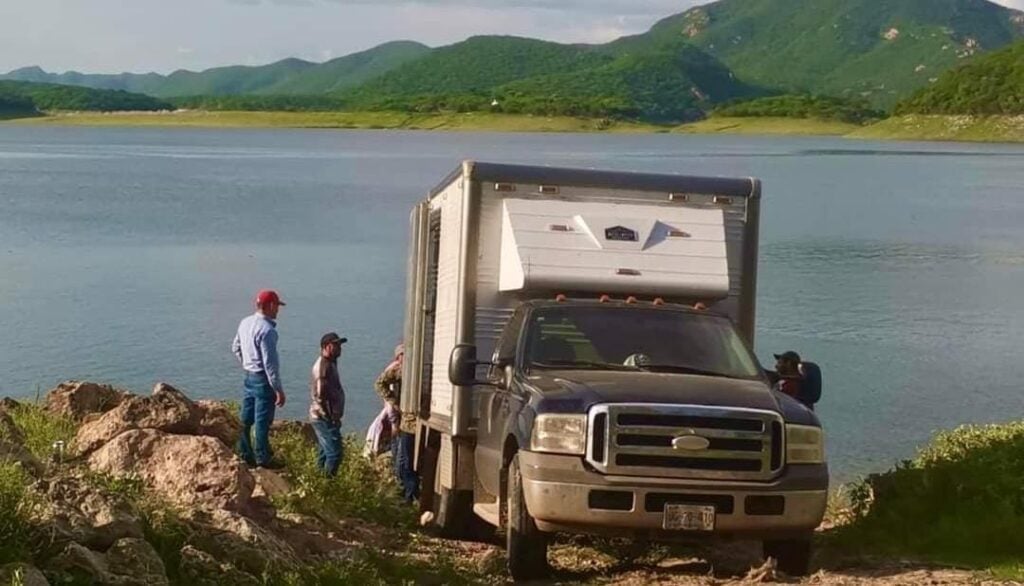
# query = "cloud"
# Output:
<box><xmin>242</xmin><ymin>0</ymin><xmax>700</xmax><ymax>15</ymax></box>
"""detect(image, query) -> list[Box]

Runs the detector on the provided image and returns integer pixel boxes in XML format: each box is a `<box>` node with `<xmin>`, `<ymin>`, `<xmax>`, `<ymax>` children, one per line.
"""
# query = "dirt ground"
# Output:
<box><xmin>410</xmin><ymin>534</ymin><xmax>1013</xmax><ymax>586</ymax></box>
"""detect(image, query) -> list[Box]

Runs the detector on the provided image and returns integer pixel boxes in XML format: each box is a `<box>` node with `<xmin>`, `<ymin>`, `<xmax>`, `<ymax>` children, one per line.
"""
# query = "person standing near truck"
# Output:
<box><xmin>374</xmin><ymin>344</ymin><xmax>419</xmax><ymax>502</ymax></box>
<box><xmin>232</xmin><ymin>289</ymin><xmax>287</xmax><ymax>469</ymax></box>
<box><xmin>773</xmin><ymin>350</ymin><xmax>823</xmax><ymax>411</ymax></box>
<box><xmin>310</xmin><ymin>332</ymin><xmax>347</xmax><ymax>477</ymax></box>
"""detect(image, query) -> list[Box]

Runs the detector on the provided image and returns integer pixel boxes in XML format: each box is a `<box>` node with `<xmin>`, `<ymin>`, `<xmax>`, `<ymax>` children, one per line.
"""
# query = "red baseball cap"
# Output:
<box><xmin>255</xmin><ymin>289</ymin><xmax>286</xmax><ymax>306</ymax></box>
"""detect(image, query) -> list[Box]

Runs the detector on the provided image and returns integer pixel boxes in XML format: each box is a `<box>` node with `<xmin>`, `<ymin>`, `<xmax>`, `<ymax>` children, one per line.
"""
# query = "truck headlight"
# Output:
<box><xmin>786</xmin><ymin>424</ymin><xmax>825</xmax><ymax>464</ymax></box>
<box><xmin>530</xmin><ymin>414</ymin><xmax>587</xmax><ymax>455</ymax></box>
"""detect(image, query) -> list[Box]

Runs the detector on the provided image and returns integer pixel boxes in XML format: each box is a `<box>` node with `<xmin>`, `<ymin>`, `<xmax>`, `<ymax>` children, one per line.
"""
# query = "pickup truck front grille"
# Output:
<box><xmin>586</xmin><ymin>404</ymin><xmax>784</xmax><ymax>481</ymax></box>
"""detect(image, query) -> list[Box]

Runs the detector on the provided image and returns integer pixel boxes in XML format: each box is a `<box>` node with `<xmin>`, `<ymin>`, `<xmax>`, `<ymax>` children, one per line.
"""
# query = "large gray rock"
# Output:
<box><xmin>195</xmin><ymin>400</ymin><xmax>241</xmax><ymax>449</ymax></box>
<box><xmin>184</xmin><ymin>509</ymin><xmax>297</xmax><ymax>576</ymax></box>
<box><xmin>105</xmin><ymin>538</ymin><xmax>169</xmax><ymax>586</ymax></box>
<box><xmin>0</xmin><ymin>563</ymin><xmax>50</xmax><ymax>586</ymax></box>
<box><xmin>87</xmin><ymin>429</ymin><xmax>255</xmax><ymax>514</ymax></box>
<box><xmin>35</xmin><ymin>476</ymin><xmax>143</xmax><ymax>550</ymax></box>
<box><xmin>178</xmin><ymin>545</ymin><xmax>259</xmax><ymax>586</ymax></box>
<box><xmin>51</xmin><ymin>539</ymin><xmax>168</xmax><ymax>586</ymax></box>
<box><xmin>44</xmin><ymin>381</ymin><xmax>127</xmax><ymax>422</ymax></box>
<box><xmin>74</xmin><ymin>383</ymin><xmax>201</xmax><ymax>455</ymax></box>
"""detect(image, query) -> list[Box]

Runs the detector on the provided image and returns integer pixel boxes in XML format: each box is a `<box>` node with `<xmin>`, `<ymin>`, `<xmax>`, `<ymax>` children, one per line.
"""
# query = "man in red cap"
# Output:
<box><xmin>232</xmin><ymin>289</ymin><xmax>287</xmax><ymax>469</ymax></box>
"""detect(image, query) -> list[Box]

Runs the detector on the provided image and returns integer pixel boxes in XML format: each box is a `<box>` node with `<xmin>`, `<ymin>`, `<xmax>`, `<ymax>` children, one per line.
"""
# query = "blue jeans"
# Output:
<box><xmin>239</xmin><ymin>372</ymin><xmax>276</xmax><ymax>466</ymax></box>
<box><xmin>392</xmin><ymin>431</ymin><xmax>419</xmax><ymax>502</ymax></box>
<box><xmin>312</xmin><ymin>419</ymin><xmax>344</xmax><ymax>477</ymax></box>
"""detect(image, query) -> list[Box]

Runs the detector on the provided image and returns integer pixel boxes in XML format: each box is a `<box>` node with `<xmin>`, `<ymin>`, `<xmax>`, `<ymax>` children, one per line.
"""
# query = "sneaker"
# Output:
<box><xmin>256</xmin><ymin>460</ymin><xmax>286</xmax><ymax>471</ymax></box>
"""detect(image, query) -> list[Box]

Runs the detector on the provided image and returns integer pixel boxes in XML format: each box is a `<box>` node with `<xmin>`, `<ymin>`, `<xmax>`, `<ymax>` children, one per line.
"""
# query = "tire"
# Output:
<box><xmin>506</xmin><ymin>454</ymin><xmax>549</xmax><ymax>582</ymax></box>
<box><xmin>430</xmin><ymin>447</ymin><xmax>490</xmax><ymax>541</ymax></box>
<box><xmin>763</xmin><ymin>537</ymin><xmax>813</xmax><ymax>576</ymax></box>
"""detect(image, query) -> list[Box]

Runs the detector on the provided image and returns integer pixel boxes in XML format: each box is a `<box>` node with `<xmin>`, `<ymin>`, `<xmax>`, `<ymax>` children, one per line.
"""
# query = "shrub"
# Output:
<box><xmin>273</xmin><ymin>431</ymin><xmax>415</xmax><ymax>528</ymax></box>
<box><xmin>4</xmin><ymin>403</ymin><xmax>77</xmax><ymax>462</ymax></box>
<box><xmin>0</xmin><ymin>462</ymin><xmax>34</xmax><ymax>565</ymax></box>
<box><xmin>830</xmin><ymin>421</ymin><xmax>1024</xmax><ymax>570</ymax></box>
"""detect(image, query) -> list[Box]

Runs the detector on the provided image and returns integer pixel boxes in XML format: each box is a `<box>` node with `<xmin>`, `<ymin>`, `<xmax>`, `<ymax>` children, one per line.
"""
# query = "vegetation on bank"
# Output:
<box><xmin>676</xmin><ymin>116</ymin><xmax>862</xmax><ymax>136</ymax></box>
<box><xmin>849</xmin><ymin>114</ymin><xmax>1024</xmax><ymax>142</ymax></box>
<box><xmin>169</xmin><ymin>94</ymin><xmax>348</xmax><ymax>112</ymax></box>
<box><xmin>896</xmin><ymin>41</ymin><xmax>1024</xmax><ymax>116</ymax></box>
<box><xmin>827</xmin><ymin>422</ymin><xmax>1024</xmax><ymax>579</ymax></box>
<box><xmin>713</xmin><ymin>94</ymin><xmax>885</xmax><ymax>124</ymax></box>
<box><xmin>0</xmin><ymin>80</ymin><xmax>171</xmax><ymax>114</ymax></box>
<box><xmin>10</xmin><ymin>109</ymin><xmax>662</xmax><ymax>132</ymax></box>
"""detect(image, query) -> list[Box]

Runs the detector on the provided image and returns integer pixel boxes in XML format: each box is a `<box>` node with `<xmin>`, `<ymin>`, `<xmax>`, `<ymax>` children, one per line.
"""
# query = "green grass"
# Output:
<box><xmin>676</xmin><ymin>115</ymin><xmax>861</xmax><ymax>136</ymax></box>
<box><xmin>851</xmin><ymin>114</ymin><xmax>1024</xmax><ymax>142</ymax></box>
<box><xmin>273</xmin><ymin>430</ymin><xmax>415</xmax><ymax>528</ymax></box>
<box><xmin>7</xmin><ymin>109</ymin><xmax>662</xmax><ymax>132</ymax></box>
<box><xmin>2</xmin><ymin>402</ymin><xmax>77</xmax><ymax>463</ymax></box>
<box><xmin>266</xmin><ymin>546</ymin><xmax>487</xmax><ymax>586</ymax></box>
<box><xmin>0</xmin><ymin>462</ymin><xmax>34</xmax><ymax>565</ymax></box>
<box><xmin>826</xmin><ymin>421</ymin><xmax>1024</xmax><ymax>580</ymax></box>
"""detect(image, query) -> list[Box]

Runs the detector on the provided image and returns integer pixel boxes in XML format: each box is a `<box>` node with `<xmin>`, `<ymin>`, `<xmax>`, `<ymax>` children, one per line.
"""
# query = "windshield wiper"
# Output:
<box><xmin>636</xmin><ymin>364</ymin><xmax>745</xmax><ymax>379</ymax></box>
<box><xmin>532</xmin><ymin>360</ymin><xmax>633</xmax><ymax>371</ymax></box>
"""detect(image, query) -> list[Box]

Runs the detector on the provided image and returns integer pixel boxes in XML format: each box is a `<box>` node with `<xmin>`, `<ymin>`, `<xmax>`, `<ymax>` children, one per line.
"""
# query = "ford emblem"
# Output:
<box><xmin>672</xmin><ymin>435</ymin><xmax>711</xmax><ymax>451</ymax></box>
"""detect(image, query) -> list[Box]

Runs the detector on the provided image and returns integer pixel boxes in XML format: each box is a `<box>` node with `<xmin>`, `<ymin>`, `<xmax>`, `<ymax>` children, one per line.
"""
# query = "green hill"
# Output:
<box><xmin>896</xmin><ymin>40</ymin><xmax>1024</xmax><ymax>114</ymax></box>
<box><xmin>640</xmin><ymin>0</ymin><xmax>1024</xmax><ymax>108</ymax></box>
<box><xmin>345</xmin><ymin>36</ymin><xmax>611</xmax><ymax>100</ymax></box>
<box><xmin>262</xmin><ymin>41</ymin><xmax>431</xmax><ymax>94</ymax></box>
<box><xmin>494</xmin><ymin>41</ymin><xmax>760</xmax><ymax>121</ymax></box>
<box><xmin>341</xmin><ymin>36</ymin><xmax>759</xmax><ymax>122</ymax></box>
<box><xmin>0</xmin><ymin>80</ymin><xmax>171</xmax><ymax>113</ymax></box>
<box><xmin>0</xmin><ymin>41</ymin><xmax>431</xmax><ymax>98</ymax></box>
<box><xmin>713</xmin><ymin>94</ymin><xmax>885</xmax><ymax>123</ymax></box>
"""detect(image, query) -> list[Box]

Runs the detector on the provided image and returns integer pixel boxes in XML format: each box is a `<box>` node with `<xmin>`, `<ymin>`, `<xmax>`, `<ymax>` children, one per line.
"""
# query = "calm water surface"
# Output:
<box><xmin>2</xmin><ymin>126</ymin><xmax>1023</xmax><ymax>480</ymax></box>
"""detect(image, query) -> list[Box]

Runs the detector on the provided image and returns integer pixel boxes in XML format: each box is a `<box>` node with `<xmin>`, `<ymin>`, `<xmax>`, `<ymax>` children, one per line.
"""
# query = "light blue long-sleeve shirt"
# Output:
<box><xmin>232</xmin><ymin>312</ymin><xmax>282</xmax><ymax>392</ymax></box>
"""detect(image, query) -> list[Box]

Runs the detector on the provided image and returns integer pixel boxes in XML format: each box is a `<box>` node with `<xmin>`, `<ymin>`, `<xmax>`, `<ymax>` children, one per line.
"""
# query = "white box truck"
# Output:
<box><xmin>400</xmin><ymin>161</ymin><xmax>827</xmax><ymax>581</ymax></box>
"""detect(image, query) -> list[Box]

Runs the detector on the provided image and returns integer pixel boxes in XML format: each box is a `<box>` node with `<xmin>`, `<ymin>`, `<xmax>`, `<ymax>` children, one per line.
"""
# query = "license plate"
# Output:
<box><xmin>663</xmin><ymin>504</ymin><xmax>716</xmax><ymax>531</ymax></box>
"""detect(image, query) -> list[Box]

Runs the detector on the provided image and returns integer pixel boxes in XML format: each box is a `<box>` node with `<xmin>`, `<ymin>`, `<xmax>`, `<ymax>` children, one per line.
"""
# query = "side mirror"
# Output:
<box><xmin>449</xmin><ymin>344</ymin><xmax>492</xmax><ymax>387</ymax></box>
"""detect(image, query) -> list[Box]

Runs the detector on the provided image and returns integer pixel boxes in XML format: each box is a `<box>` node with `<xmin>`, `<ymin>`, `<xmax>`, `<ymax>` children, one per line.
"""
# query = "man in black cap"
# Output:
<box><xmin>309</xmin><ymin>332</ymin><xmax>347</xmax><ymax>477</ymax></box>
<box><xmin>773</xmin><ymin>351</ymin><xmax>804</xmax><ymax>403</ymax></box>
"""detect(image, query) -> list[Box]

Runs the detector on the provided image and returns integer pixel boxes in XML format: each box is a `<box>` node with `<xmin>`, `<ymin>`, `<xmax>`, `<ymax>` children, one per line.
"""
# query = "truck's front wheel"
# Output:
<box><xmin>506</xmin><ymin>454</ymin><xmax>549</xmax><ymax>581</ymax></box>
<box><xmin>763</xmin><ymin>536</ymin><xmax>812</xmax><ymax>576</ymax></box>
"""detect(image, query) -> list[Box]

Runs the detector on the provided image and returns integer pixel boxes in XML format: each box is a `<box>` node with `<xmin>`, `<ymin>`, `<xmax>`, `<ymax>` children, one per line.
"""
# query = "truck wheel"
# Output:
<box><xmin>506</xmin><ymin>454</ymin><xmax>549</xmax><ymax>581</ymax></box>
<box><xmin>763</xmin><ymin>537</ymin><xmax>812</xmax><ymax>576</ymax></box>
<box><xmin>429</xmin><ymin>448</ymin><xmax>491</xmax><ymax>541</ymax></box>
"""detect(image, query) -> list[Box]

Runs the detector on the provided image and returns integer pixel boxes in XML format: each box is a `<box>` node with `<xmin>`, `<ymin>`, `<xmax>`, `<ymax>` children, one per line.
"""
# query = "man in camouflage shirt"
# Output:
<box><xmin>375</xmin><ymin>344</ymin><xmax>418</xmax><ymax>502</ymax></box>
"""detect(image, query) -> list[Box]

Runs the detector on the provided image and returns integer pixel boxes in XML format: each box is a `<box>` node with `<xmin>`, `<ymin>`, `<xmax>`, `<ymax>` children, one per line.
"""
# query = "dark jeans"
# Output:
<box><xmin>392</xmin><ymin>431</ymin><xmax>419</xmax><ymax>502</ymax></box>
<box><xmin>239</xmin><ymin>372</ymin><xmax>276</xmax><ymax>466</ymax></box>
<box><xmin>312</xmin><ymin>419</ymin><xmax>344</xmax><ymax>477</ymax></box>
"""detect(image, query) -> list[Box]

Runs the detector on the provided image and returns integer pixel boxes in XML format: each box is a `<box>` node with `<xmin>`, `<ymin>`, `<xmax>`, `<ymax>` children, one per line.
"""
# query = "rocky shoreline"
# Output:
<box><xmin>1</xmin><ymin>381</ymin><xmax>1019</xmax><ymax>585</ymax></box>
<box><xmin>0</xmin><ymin>381</ymin><xmax>416</xmax><ymax>585</ymax></box>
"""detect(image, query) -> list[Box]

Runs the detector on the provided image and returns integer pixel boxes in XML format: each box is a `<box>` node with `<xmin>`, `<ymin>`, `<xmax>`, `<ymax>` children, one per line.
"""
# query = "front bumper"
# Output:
<box><xmin>519</xmin><ymin>451</ymin><xmax>828</xmax><ymax>538</ymax></box>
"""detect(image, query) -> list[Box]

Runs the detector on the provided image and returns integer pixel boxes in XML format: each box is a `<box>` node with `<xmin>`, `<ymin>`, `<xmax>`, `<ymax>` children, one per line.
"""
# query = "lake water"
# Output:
<box><xmin>2</xmin><ymin>126</ymin><xmax>1023</xmax><ymax>481</ymax></box>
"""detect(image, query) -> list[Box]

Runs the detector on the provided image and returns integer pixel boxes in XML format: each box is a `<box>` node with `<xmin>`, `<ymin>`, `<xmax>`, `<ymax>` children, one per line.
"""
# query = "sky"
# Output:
<box><xmin>2</xmin><ymin>0</ymin><xmax>1023</xmax><ymax>75</ymax></box>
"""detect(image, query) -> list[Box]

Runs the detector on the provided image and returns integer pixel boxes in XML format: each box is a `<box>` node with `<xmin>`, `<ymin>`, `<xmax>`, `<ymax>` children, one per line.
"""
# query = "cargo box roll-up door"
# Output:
<box><xmin>499</xmin><ymin>198</ymin><xmax>729</xmax><ymax>299</ymax></box>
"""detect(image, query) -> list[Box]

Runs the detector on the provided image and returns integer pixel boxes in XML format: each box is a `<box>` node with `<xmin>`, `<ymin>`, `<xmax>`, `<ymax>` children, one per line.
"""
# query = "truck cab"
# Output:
<box><xmin>401</xmin><ymin>161</ymin><xmax>827</xmax><ymax>581</ymax></box>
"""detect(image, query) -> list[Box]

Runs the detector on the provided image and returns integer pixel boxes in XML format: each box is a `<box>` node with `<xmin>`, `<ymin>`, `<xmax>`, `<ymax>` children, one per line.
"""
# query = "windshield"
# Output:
<box><xmin>524</xmin><ymin>306</ymin><xmax>763</xmax><ymax>380</ymax></box>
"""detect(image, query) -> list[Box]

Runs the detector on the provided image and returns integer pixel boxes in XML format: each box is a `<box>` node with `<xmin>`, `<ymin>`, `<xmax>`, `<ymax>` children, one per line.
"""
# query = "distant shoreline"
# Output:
<box><xmin>6</xmin><ymin>110</ymin><xmax>1023</xmax><ymax>143</ymax></box>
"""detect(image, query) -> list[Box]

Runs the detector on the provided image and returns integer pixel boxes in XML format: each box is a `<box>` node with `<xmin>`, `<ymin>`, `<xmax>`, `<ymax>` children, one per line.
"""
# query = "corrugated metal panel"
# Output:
<box><xmin>429</xmin><ymin>184</ymin><xmax>464</xmax><ymax>418</ymax></box>
<box><xmin>499</xmin><ymin>198</ymin><xmax>730</xmax><ymax>298</ymax></box>
<box><xmin>473</xmin><ymin>192</ymin><xmax>513</xmax><ymax>360</ymax></box>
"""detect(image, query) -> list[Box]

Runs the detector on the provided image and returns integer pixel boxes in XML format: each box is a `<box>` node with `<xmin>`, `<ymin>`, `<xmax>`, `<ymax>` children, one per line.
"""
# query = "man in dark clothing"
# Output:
<box><xmin>310</xmin><ymin>332</ymin><xmax>347</xmax><ymax>477</ymax></box>
<box><xmin>773</xmin><ymin>350</ymin><xmax>821</xmax><ymax>411</ymax></box>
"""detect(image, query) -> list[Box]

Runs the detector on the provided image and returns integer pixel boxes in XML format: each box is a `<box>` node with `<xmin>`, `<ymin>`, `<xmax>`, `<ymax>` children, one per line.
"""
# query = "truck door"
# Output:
<box><xmin>475</xmin><ymin>308</ymin><xmax>526</xmax><ymax>498</ymax></box>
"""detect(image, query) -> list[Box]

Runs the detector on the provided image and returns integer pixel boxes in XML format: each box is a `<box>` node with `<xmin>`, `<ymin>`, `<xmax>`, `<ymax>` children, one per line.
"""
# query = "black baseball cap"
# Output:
<box><xmin>320</xmin><ymin>332</ymin><xmax>348</xmax><ymax>347</ymax></box>
<box><xmin>773</xmin><ymin>351</ymin><xmax>801</xmax><ymax>363</ymax></box>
